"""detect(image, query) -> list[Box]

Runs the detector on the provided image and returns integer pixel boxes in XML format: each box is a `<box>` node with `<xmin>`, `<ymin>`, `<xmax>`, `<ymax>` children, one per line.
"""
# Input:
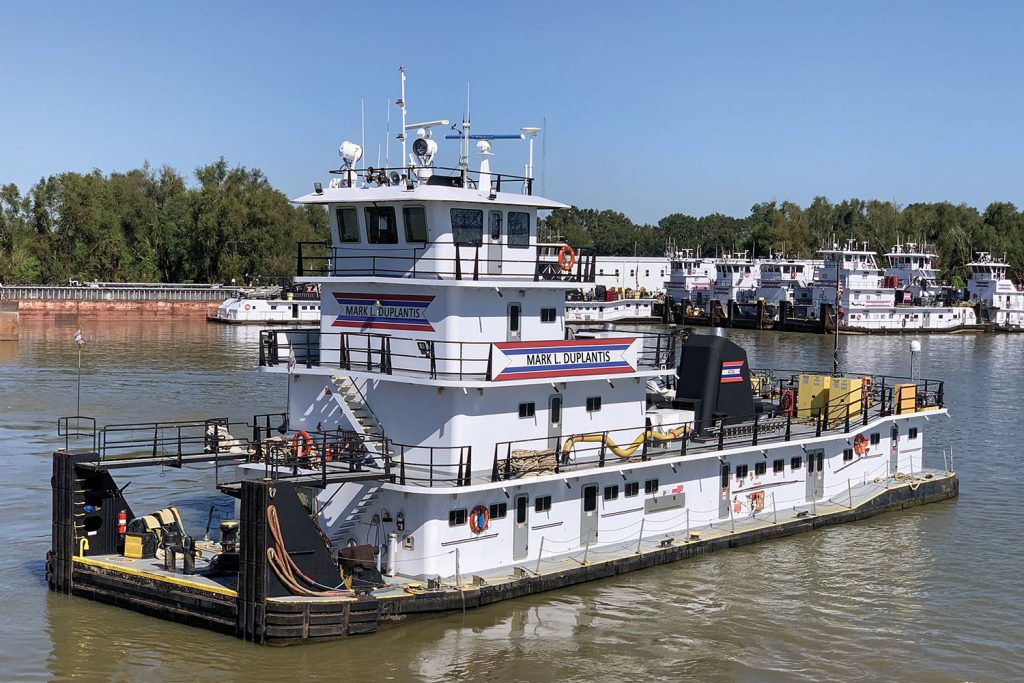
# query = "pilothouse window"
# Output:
<box><xmin>365</xmin><ymin>206</ymin><xmax>398</xmax><ymax>244</ymax></box>
<box><xmin>403</xmin><ymin>206</ymin><xmax>428</xmax><ymax>242</ymax></box>
<box><xmin>507</xmin><ymin>211</ymin><xmax>530</xmax><ymax>249</ymax></box>
<box><xmin>489</xmin><ymin>210</ymin><xmax>502</xmax><ymax>241</ymax></box>
<box><xmin>451</xmin><ymin>208</ymin><xmax>483</xmax><ymax>246</ymax></box>
<box><xmin>337</xmin><ymin>207</ymin><xmax>360</xmax><ymax>243</ymax></box>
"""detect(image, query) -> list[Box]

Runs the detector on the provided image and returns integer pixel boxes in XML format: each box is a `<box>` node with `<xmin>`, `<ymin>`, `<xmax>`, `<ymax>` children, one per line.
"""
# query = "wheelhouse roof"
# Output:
<box><xmin>292</xmin><ymin>184</ymin><xmax>568</xmax><ymax>209</ymax></box>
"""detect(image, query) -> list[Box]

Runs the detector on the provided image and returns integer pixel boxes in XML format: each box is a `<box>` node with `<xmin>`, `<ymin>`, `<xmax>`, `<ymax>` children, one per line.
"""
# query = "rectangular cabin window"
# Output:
<box><xmin>586</xmin><ymin>396</ymin><xmax>602</xmax><ymax>412</ymax></box>
<box><xmin>735</xmin><ymin>465</ymin><xmax>749</xmax><ymax>479</ymax></box>
<box><xmin>449</xmin><ymin>509</ymin><xmax>467</xmax><ymax>526</ymax></box>
<box><xmin>337</xmin><ymin>207</ymin><xmax>360</xmax><ymax>243</ymax></box>
<box><xmin>507</xmin><ymin>211</ymin><xmax>530</xmax><ymax>249</ymax></box>
<box><xmin>909</xmin><ymin>427</ymin><xmax>918</xmax><ymax>439</ymax></box>
<box><xmin>535</xmin><ymin>496</ymin><xmax>552</xmax><ymax>513</ymax></box>
<box><xmin>644</xmin><ymin>479</ymin><xmax>659</xmax><ymax>494</ymax></box>
<box><xmin>489</xmin><ymin>210</ymin><xmax>502</xmax><ymax>241</ymax></box>
<box><xmin>791</xmin><ymin>457</ymin><xmax>802</xmax><ymax>470</ymax></box>
<box><xmin>365</xmin><ymin>206</ymin><xmax>398</xmax><ymax>244</ymax></box>
<box><xmin>403</xmin><ymin>206</ymin><xmax>428</xmax><ymax>242</ymax></box>
<box><xmin>489</xmin><ymin>502</ymin><xmax>508</xmax><ymax>519</ymax></box>
<box><xmin>518</xmin><ymin>402</ymin><xmax>535</xmax><ymax>419</ymax></box>
<box><xmin>773</xmin><ymin>458</ymin><xmax>785</xmax><ymax>474</ymax></box>
<box><xmin>451</xmin><ymin>208</ymin><xmax>483</xmax><ymax>246</ymax></box>
<box><xmin>541</xmin><ymin>307</ymin><xmax>557</xmax><ymax>323</ymax></box>
<box><xmin>625</xmin><ymin>482</ymin><xmax>639</xmax><ymax>497</ymax></box>
<box><xmin>870</xmin><ymin>433</ymin><xmax>881</xmax><ymax>445</ymax></box>
<box><xmin>604</xmin><ymin>485</ymin><xmax>619</xmax><ymax>500</ymax></box>
<box><xmin>755</xmin><ymin>461</ymin><xmax>767</xmax><ymax>476</ymax></box>
<box><xmin>843</xmin><ymin>448</ymin><xmax>854</xmax><ymax>462</ymax></box>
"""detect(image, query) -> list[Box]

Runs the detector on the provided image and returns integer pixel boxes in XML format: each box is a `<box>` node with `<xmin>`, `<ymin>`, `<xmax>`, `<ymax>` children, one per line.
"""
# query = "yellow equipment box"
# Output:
<box><xmin>894</xmin><ymin>383</ymin><xmax>917</xmax><ymax>414</ymax></box>
<box><xmin>827</xmin><ymin>377</ymin><xmax>863</xmax><ymax>424</ymax></box>
<box><xmin>797</xmin><ymin>374</ymin><xmax>831</xmax><ymax>417</ymax></box>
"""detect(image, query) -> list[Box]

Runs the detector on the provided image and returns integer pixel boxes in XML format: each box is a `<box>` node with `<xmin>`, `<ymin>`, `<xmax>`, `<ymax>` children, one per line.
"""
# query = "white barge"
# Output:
<box><xmin>46</xmin><ymin>70</ymin><xmax>958</xmax><ymax>644</ymax></box>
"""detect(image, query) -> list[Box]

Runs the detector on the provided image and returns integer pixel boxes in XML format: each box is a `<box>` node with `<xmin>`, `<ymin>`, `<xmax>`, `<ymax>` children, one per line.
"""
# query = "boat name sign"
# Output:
<box><xmin>491</xmin><ymin>337</ymin><xmax>639</xmax><ymax>381</ymax></box>
<box><xmin>330</xmin><ymin>292</ymin><xmax>435</xmax><ymax>332</ymax></box>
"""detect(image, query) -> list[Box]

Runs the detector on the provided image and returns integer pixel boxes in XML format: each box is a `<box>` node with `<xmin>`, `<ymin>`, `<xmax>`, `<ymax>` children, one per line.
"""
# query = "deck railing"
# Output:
<box><xmin>56</xmin><ymin>370</ymin><xmax>941</xmax><ymax>490</ymax></box>
<box><xmin>259</xmin><ymin>328</ymin><xmax>680</xmax><ymax>381</ymax></box>
<box><xmin>295</xmin><ymin>241</ymin><xmax>596</xmax><ymax>283</ymax></box>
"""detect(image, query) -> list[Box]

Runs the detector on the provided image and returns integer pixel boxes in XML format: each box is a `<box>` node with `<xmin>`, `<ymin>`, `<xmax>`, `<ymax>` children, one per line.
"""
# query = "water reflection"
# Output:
<box><xmin>0</xmin><ymin>320</ymin><xmax>1019</xmax><ymax>681</ymax></box>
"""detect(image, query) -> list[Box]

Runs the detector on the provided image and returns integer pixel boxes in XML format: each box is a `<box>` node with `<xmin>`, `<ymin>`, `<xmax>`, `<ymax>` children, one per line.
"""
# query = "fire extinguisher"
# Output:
<box><xmin>117</xmin><ymin>510</ymin><xmax>128</xmax><ymax>536</ymax></box>
<box><xmin>396</xmin><ymin>512</ymin><xmax>404</xmax><ymax>531</ymax></box>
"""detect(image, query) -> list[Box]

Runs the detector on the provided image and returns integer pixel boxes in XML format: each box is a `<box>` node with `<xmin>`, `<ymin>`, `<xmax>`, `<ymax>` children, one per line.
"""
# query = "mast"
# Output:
<box><xmin>397</xmin><ymin>66</ymin><xmax>407</xmax><ymax>176</ymax></box>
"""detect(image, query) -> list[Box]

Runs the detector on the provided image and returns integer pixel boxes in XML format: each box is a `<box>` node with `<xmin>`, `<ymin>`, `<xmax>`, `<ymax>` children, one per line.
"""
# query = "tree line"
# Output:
<box><xmin>3</xmin><ymin>160</ymin><xmax>1023</xmax><ymax>288</ymax></box>
<box><xmin>540</xmin><ymin>199</ymin><xmax>1024</xmax><ymax>287</ymax></box>
<box><xmin>0</xmin><ymin>159</ymin><xmax>327</xmax><ymax>285</ymax></box>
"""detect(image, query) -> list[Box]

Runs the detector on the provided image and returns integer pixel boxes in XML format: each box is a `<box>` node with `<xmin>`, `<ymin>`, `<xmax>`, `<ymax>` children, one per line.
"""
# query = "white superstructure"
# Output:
<box><xmin>210</xmin><ymin>295</ymin><xmax>320</xmax><ymax>324</ymax></box>
<box><xmin>883</xmin><ymin>242</ymin><xmax>948</xmax><ymax>304</ymax></box>
<box><xmin>817</xmin><ymin>241</ymin><xmax>975</xmax><ymax>332</ymax></box>
<box><xmin>665</xmin><ymin>249</ymin><xmax>716</xmax><ymax>305</ymax></box>
<box><xmin>242</xmin><ymin>74</ymin><xmax>948</xmax><ymax>583</ymax></box>
<box><xmin>594</xmin><ymin>256</ymin><xmax>670</xmax><ymax>293</ymax></box>
<box><xmin>967</xmin><ymin>252</ymin><xmax>1024</xmax><ymax>330</ymax></box>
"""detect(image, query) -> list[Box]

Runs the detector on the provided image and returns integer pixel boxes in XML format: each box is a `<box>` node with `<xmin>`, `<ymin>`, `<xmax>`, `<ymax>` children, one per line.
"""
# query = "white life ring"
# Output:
<box><xmin>244</xmin><ymin>304</ymin><xmax>251</xmax><ymax>310</ymax></box>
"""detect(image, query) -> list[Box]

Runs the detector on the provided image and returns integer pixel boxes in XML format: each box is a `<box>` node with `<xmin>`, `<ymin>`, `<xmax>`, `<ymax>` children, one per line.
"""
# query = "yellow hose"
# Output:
<box><xmin>562</xmin><ymin>425</ymin><xmax>689</xmax><ymax>459</ymax></box>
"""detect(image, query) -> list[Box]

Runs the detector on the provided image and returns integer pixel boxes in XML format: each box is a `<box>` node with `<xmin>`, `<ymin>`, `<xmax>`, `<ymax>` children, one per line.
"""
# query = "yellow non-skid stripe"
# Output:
<box><xmin>74</xmin><ymin>556</ymin><xmax>238</xmax><ymax>598</ymax></box>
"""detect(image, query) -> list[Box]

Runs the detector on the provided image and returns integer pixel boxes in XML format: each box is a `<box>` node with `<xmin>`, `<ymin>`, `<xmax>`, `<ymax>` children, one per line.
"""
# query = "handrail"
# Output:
<box><xmin>259</xmin><ymin>327</ymin><xmax>681</xmax><ymax>380</ymax></box>
<box><xmin>295</xmin><ymin>240</ymin><xmax>597</xmax><ymax>283</ymax></box>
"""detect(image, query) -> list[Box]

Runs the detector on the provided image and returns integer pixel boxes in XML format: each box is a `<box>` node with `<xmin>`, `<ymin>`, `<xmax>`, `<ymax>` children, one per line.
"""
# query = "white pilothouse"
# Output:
<box><xmin>816</xmin><ymin>240</ymin><xmax>976</xmax><ymax>332</ymax></box>
<box><xmin>966</xmin><ymin>252</ymin><xmax>1024</xmax><ymax>330</ymax></box>
<box><xmin>243</xmin><ymin>82</ymin><xmax>948</xmax><ymax>584</ymax></box>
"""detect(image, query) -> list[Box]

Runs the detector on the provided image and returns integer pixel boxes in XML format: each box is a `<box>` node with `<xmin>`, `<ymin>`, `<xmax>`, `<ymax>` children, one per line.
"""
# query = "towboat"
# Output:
<box><xmin>46</xmin><ymin>70</ymin><xmax>958</xmax><ymax>644</ymax></box>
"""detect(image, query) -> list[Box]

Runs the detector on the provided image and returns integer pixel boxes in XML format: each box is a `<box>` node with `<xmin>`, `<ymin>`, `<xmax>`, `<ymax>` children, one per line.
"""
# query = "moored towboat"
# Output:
<box><xmin>46</xmin><ymin>71</ymin><xmax>959</xmax><ymax>644</ymax></box>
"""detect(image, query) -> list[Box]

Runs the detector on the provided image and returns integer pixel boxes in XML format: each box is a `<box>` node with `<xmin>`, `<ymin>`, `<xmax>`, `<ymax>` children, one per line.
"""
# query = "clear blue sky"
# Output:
<box><xmin>3</xmin><ymin>1</ymin><xmax>1023</xmax><ymax>224</ymax></box>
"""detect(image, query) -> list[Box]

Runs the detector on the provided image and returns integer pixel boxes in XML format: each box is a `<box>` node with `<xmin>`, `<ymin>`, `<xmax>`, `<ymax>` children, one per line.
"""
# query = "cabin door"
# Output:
<box><xmin>719</xmin><ymin>462</ymin><xmax>731</xmax><ymax>518</ymax></box>
<box><xmin>805</xmin><ymin>449</ymin><xmax>824</xmax><ymax>501</ymax></box>
<box><xmin>291</xmin><ymin>303</ymin><xmax>299</xmax><ymax>319</ymax></box>
<box><xmin>487</xmin><ymin>210</ymin><xmax>503</xmax><ymax>275</ymax></box>
<box><xmin>548</xmin><ymin>394</ymin><xmax>563</xmax><ymax>450</ymax></box>
<box><xmin>581</xmin><ymin>484</ymin><xmax>599</xmax><ymax>546</ymax></box>
<box><xmin>513</xmin><ymin>494</ymin><xmax>529</xmax><ymax>561</ymax></box>
<box><xmin>889</xmin><ymin>425</ymin><xmax>900</xmax><ymax>476</ymax></box>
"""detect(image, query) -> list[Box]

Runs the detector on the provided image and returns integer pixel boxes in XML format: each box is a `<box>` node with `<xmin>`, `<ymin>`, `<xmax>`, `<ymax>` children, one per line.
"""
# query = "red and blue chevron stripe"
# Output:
<box><xmin>331</xmin><ymin>291</ymin><xmax>435</xmax><ymax>332</ymax></box>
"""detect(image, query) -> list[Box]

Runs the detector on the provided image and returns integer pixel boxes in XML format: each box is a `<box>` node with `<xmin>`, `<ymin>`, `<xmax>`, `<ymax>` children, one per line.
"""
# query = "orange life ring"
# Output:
<box><xmin>324</xmin><ymin>444</ymin><xmax>335</xmax><ymax>463</ymax></box>
<box><xmin>853</xmin><ymin>433</ymin><xmax>868</xmax><ymax>456</ymax></box>
<box><xmin>558</xmin><ymin>244</ymin><xmax>576</xmax><ymax>272</ymax></box>
<box><xmin>469</xmin><ymin>505</ymin><xmax>489</xmax><ymax>534</ymax></box>
<box><xmin>291</xmin><ymin>430</ymin><xmax>313</xmax><ymax>460</ymax></box>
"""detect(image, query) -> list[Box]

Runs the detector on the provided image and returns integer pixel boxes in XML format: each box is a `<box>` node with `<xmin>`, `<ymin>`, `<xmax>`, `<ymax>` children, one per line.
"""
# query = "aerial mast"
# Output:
<box><xmin>397</xmin><ymin>66</ymin><xmax>408</xmax><ymax>175</ymax></box>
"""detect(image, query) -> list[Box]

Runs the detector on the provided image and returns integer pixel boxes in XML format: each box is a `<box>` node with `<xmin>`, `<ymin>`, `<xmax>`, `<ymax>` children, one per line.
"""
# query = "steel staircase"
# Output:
<box><xmin>329</xmin><ymin>484</ymin><xmax>383</xmax><ymax>545</ymax></box>
<box><xmin>330</xmin><ymin>375</ymin><xmax>390</xmax><ymax>464</ymax></box>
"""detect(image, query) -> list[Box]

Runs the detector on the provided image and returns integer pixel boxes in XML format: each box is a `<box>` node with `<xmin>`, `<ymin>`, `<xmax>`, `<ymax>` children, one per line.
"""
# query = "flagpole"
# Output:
<box><xmin>77</xmin><ymin>344</ymin><xmax>82</xmax><ymax>416</ymax></box>
<box><xmin>74</xmin><ymin>328</ymin><xmax>85</xmax><ymax>416</ymax></box>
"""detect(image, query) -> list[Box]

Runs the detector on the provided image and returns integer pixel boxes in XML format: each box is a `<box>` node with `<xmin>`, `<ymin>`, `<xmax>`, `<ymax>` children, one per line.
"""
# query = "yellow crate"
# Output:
<box><xmin>797</xmin><ymin>374</ymin><xmax>831</xmax><ymax>417</ymax></box>
<box><xmin>894</xmin><ymin>383</ymin><xmax>917</xmax><ymax>414</ymax></box>
<box><xmin>827</xmin><ymin>377</ymin><xmax>862</xmax><ymax>424</ymax></box>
